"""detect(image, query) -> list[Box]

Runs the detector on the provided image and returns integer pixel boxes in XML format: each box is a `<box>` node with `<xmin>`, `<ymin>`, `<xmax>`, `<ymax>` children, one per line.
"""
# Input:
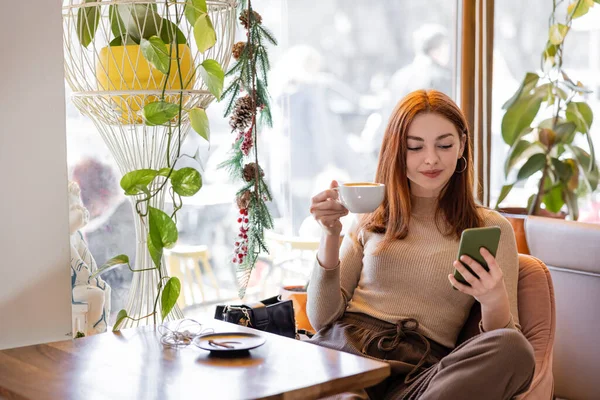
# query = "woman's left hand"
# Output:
<box><xmin>448</xmin><ymin>247</ymin><xmax>508</xmax><ymax>307</ymax></box>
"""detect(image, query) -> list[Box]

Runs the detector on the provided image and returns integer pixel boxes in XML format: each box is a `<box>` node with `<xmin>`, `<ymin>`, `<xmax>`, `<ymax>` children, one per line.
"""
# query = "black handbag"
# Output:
<box><xmin>214</xmin><ymin>295</ymin><xmax>297</xmax><ymax>339</ymax></box>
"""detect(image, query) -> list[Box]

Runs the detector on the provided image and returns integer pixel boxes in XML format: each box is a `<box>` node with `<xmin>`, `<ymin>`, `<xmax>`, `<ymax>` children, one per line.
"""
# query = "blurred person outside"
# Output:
<box><xmin>368</xmin><ymin>24</ymin><xmax>453</xmax><ymax>160</ymax></box>
<box><xmin>71</xmin><ymin>158</ymin><xmax>135</xmax><ymax>322</ymax></box>
<box><xmin>266</xmin><ymin>44</ymin><xmax>366</xmax><ymax>235</ymax></box>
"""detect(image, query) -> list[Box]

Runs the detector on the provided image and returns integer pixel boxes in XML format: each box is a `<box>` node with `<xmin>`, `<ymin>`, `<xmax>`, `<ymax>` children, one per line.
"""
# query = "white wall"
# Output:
<box><xmin>0</xmin><ymin>0</ymin><xmax>72</xmax><ymax>349</ymax></box>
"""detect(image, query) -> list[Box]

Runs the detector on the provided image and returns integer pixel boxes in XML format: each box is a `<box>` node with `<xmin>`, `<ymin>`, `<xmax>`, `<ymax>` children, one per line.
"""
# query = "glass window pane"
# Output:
<box><xmin>66</xmin><ymin>1</ymin><xmax>460</xmax><ymax>323</ymax></box>
<box><xmin>491</xmin><ymin>1</ymin><xmax>600</xmax><ymax>222</ymax></box>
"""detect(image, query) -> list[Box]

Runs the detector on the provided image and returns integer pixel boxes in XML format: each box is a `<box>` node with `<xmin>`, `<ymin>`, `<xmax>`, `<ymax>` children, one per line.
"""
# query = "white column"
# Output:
<box><xmin>0</xmin><ymin>0</ymin><xmax>72</xmax><ymax>349</ymax></box>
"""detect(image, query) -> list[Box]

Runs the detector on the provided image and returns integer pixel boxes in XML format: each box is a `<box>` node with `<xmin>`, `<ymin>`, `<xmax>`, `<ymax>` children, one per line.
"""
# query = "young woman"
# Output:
<box><xmin>307</xmin><ymin>90</ymin><xmax>535</xmax><ymax>400</ymax></box>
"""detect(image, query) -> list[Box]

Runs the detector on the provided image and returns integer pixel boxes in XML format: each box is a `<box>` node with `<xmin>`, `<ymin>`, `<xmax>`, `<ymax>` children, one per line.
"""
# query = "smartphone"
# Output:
<box><xmin>453</xmin><ymin>226</ymin><xmax>501</xmax><ymax>287</ymax></box>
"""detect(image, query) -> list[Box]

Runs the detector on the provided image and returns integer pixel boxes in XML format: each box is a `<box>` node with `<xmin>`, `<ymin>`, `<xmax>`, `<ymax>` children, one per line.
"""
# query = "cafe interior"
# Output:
<box><xmin>1</xmin><ymin>0</ymin><xmax>599</xmax><ymax>399</ymax></box>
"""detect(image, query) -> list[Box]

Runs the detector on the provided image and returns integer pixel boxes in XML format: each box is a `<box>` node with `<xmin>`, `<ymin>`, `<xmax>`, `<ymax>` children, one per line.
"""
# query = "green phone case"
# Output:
<box><xmin>453</xmin><ymin>226</ymin><xmax>501</xmax><ymax>287</ymax></box>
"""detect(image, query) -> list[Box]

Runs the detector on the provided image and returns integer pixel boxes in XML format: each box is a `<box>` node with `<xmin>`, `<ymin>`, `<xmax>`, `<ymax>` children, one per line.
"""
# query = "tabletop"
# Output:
<box><xmin>0</xmin><ymin>318</ymin><xmax>390</xmax><ymax>400</ymax></box>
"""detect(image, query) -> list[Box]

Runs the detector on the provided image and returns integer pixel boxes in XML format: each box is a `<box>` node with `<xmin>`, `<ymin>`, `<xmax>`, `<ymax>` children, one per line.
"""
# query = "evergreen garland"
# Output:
<box><xmin>219</xmin><ymin>0</ymin><xmax>277</xmax><ymax>298</ymax></box>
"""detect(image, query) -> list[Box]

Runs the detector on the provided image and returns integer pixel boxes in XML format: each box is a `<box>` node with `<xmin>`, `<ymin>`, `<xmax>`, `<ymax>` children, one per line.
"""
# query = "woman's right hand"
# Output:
<box><xmin>310</xmin><ymin>180</ymin><xmax>349</xmax><ymax>236</ymax></box>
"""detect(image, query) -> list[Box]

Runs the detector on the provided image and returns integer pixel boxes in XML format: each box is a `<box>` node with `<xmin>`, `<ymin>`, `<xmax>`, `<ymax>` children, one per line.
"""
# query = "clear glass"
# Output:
<box><xmin>66</xmin><ymin>0</ymin><xmax>460</xmax><ymax>322</ymax></box>
<box><xmin>491</xmin><ymin>1</ymin><xmax>600</xmax><ymax>222</ymax></box>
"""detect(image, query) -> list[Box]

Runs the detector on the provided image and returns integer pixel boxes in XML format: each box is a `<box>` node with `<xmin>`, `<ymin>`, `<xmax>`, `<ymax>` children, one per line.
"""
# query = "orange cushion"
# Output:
<box><xmin>458</xmin><ymin>254</ymin><xmax>555</xmax><ymax>399</ymax></box>
<box><xmin>515</xmin><ymin>254</ymin><xmax>555</xmax><ymax>399</ymax></box>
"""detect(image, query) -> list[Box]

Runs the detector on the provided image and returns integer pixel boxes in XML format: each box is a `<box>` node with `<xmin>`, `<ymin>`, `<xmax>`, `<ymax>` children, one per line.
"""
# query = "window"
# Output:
<box><xmin>491</xmin><ymin>0</ymin><xmax>600</xmax><ymax>222</ymax></box>
<box><xmin>66</xmin><ymin>0</ymin><xmax>460</xmax><ymax>319</ymax></box>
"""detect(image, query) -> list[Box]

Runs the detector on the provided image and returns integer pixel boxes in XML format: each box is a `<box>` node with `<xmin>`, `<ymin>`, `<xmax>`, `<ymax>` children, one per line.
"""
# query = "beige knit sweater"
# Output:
<box><xmin>307</xmin><ymin>195</ymin><xmax>520</xmax><ymax>349</ymax></box>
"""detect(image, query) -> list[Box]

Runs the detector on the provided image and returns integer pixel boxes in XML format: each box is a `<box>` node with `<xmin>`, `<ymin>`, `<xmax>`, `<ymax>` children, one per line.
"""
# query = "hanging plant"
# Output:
<box><xmin>70</xmin><ymin>0</ymin><xmax>230</xmax><ymax>330</ymax></box>
<box><xmin>219</xmin><ymin>0</ymin><xmax>277</xmax><ymax>298</ymax></box>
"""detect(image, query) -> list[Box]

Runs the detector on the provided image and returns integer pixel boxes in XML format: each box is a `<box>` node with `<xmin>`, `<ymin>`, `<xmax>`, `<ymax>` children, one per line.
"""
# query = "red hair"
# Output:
<box><xmin>358</xmin><ymin>90</ymin><xmax>483</xmax><ymax>244</ymax></box>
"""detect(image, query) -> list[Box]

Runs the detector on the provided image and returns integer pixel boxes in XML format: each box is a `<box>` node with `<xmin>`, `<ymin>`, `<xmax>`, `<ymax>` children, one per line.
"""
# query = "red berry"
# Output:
<box><xmin>243</xmin><ymin>209</ymin><xmax>249</xmax><ymax>216</ymax></box>
<box><xmin>237</xmin><ymin>218</ymin><xmax>242</xmax><ymax>223</ymax></box>
<box><xmin>244</xmin><ymin>218</ymin><xmax>249</xmax><ymax>223</ymax></box>
<box><xmin>243</xmin><ymin>234</ymin><xmax>248</xmax><ymax>239</ymax></box>
<box><xmin>238</xmin><ymin>253</ymin><xmax>243</xmax><ymax>258</ymax></box>
<box><xmin>232</xmin><ymin>258</ymin><xmax>237</xmax><ymax>263</ymax></box>
<box><xmin>235</xmin><ymin>242</ymin><xmax>239</xmax><ymax>246</ymax></box>
<box><xmin>240</xmin><ymin>209</ymin><xmax>245</xmax><ymax>214</ymax></box>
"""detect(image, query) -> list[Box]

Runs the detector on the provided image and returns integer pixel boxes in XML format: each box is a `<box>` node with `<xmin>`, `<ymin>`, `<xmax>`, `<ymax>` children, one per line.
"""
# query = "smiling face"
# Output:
<box><xmin>405</xmin><ymin>112</ymin><xmax>466</xmax><ymax>197</ymax></box>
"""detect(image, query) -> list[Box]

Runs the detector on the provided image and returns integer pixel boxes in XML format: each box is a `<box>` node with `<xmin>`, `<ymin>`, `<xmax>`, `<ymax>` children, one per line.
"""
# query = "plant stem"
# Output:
<box><xmin>530</xmin><ymin>158</ymin><xmax>549</xmax><ymax>215</ymax></box>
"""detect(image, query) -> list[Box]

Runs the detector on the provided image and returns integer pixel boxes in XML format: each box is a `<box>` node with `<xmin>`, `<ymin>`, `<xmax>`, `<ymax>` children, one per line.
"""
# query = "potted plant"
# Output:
<box><xmin>64</xmin><ymin>0</ymin><xmax>234</xmax><ymax>329</ymax></box>
<box><xmin>495</xmin><ymin>0</ymin><xmax>600</xmax><ymax>252</ymax></box>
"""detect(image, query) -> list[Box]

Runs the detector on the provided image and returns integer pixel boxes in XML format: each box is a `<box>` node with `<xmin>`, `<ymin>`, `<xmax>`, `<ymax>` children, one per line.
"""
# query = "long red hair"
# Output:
<box><xmin>358</xmin><ymin>90</ymin><xmax>483</xmax><ymax>244</ymax></box>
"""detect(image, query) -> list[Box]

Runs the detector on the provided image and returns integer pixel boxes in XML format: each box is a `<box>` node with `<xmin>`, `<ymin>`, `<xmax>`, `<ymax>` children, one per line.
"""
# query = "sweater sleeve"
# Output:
<box><xmin>479</xmin><ymin>210</ymin><xmax>521</xmax><ymax>332</ymax></box>
<box><xmin>307</xmin><ymin>224</ymin><xmax>364</xmax><ymax>331</ymax></box>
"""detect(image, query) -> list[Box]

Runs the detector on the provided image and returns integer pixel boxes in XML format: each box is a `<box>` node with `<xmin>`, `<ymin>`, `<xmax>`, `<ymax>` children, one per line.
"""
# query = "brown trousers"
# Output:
<box><xmin>309</xmin><ymin>313</ymin><xmax>535</xmax><ymax>400</ymax></box>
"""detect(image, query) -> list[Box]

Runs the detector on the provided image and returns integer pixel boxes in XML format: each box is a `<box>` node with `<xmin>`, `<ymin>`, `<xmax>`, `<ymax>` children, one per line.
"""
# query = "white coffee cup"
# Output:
<box><xmin>335</xmin><ymin>182</ymin><xmax>385</xmax><ymax>213</ymax></box>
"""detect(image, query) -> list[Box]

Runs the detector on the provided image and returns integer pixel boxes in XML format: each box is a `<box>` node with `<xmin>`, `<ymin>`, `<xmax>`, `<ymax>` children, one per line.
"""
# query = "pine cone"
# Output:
<box><xmin>243</xmin><ymin>162</ymin><xmax>264</xmax><ymax>182</ymax></box>
<box><xmin>236</xmin><ymin>190</ymin><xmax>253</xmax><ymax>209</ymax></box>
<box><xmin>239</xmin><ymin>10</ymin><xmax>262</xmax><ymax>29</ymax></box>
<box><xmin>229</xmin><ymin>95</ymin><xmax>254</xmax><ymax>131</ymax></box>
<box><xmin>232</xmin><ymin>41</ymin><xmax>246</xmax><ymax>60</ymax></box>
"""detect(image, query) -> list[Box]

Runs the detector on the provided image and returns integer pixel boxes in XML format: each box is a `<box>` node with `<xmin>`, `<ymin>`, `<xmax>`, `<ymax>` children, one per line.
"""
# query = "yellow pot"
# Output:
<box><xmin>96</xmin><ymin>44</ymin><xmax>195</xmax><ymax>124</ymax></box>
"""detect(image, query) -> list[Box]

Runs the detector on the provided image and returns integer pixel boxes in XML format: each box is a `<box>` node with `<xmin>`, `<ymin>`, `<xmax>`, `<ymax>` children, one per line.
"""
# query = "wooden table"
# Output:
<box><xmin>0</xmin><ymin>319</ymin><xmax>389</xmax><ymax>399</ymax></box>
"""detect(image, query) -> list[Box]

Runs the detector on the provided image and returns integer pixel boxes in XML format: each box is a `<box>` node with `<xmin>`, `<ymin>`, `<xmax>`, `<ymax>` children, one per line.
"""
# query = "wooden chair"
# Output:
<box><xmin>164</xmin><ymin>244</ymin><xmax>220</xmax><ymax>307</ymax></box>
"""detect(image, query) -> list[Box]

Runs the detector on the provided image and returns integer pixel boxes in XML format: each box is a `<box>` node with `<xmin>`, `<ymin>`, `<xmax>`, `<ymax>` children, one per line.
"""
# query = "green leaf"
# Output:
<box><xmin>568</xmin><ymin>0</ymin><xmax>591</xmax><ymax>19</ymax></box>
<box><xmin>567</xmin><ymin>102</ymin><xmax>595</xmax><ymax>166</ymax></box>
<box><xmin>143</xmin><ymin>101</ymin><xmax>180</xmax><ymax>125</ymax></box>
<box><xmin>113</xmin><ymin>309</ymin><xmax>128</xmax><ymax>332</ymax></box>
<box><xmin>495</xmin><ymin>184</ymin><xmax>514</xmax><ymax>208</ymax></box>
<box><xmin>544</xmin><ymin>42</ymin><xmax>558</xmax><ymax>58</ymax></box>
<box><xmin>140</xmin><ymin>36</ymin><xmax>170</xmax><ymax>74</ymax></box>
<box><xmin>539</xmin><ymin>117</ymin><xmax>560</xmax><ymax>130</ymax></box>
<box><xmin>120</xmin><ymin>169</ymin><xmax>158</xmax><ymax>195</ymax></box>
<box><xmin>550</xmin><ymin>158</ymin><xmax>573</xmax><ymax>182</ymax></box>
<box><xmin>549</xmin><ymin>23</ymin><xmax>569</xmax><ymax>45</ymax></box>
<box><xmin>109</xmin><ymin>5</ymin><xmax>126</xmax><ymax>38</ymax></box>
<box><xmin>148</xmin><ymin>207</ymin><xmax>178</xmax><ymax>251</ymax></box>
<box><xmin>110</xmin><ymin>35</ymin><xmax>137</xmax><ymax>47</ymax></box>
<box><xmin>542</xmin><ymin>185</ymin><xmax>565</xmax><ymax>213</ymax></box>
<box><xmin>199</xmin><ymin>59</ymin><xmax>225</xmax><ymax>100</ymax></box>
<box><xmin>109</xmin><ymin>36</ymin><xmax>124</xmax><ymax>46</ymax></box>
<box><xmin>569</xmin><ymin>145</ymin><xmax>600</xmax><ymax>191</ymax></box>
<box><xmin>171</xmin><ymin>167</ymin><xmax>202</xmax><ymax>196</ymax></box>
<box><xmin>157</xmin><ymin>168</ymin><xmax>171</xmax><ymax>177</ymax></box>
<box><xmin>161</xmin><ymin>277</ymin><xmax>181</xmax><ymax>320</ymax></box>
<box><xmin>501</xmin><ymin>92</ymin><xmax>544</xmax><ymax>145</ymax></box>
<box><xmin>193</xmin><ymin>148</ymin><xmax>206</xmax><ymax>172</ymax></box>
<box><xmin>564</xmin><ymin>188</ymin><xmax>579</xmax><ymax>220</ymax></box>
<box><xmin>77</xmin><ymin>0</ymin><xmax>101</xmax><ymax>48</ymax></box>
<box><xmin>526</xmin><ymin>194</ymin><xmax>536</xmax><ymax>212</ymax></box>
<box><xmin>502</xmin><ymin>73</ymin><xmax>539</xmax><ymax>110</ymax></box>
<box><xmin>91</xmin><ymin>254</ymin><xmax>129</xmax><ymax>280</ymax></box>
<box><xmin>566</xmin><ymin>102</ymin><xmax>593</xmax><ymax>133</ymax></box>
<box><xmin>554</xmin><ymin>121</ymin><xmax>577</xmax><ymax>144</ymax></box>
<box><xmin>504</xmin><ymin>140</ymin><xmax>536</xmax><ymax>177</ymax></box>
<box><xmin>189</xmin><ymin>108</ymin><xmax>210</xmax><ymax>141</ymax></box>
<box><xmin>160</xmin><ymin>18</ymin><xmax>187</xmax><ymax>45</ymax></box>
<box><xmin>193</xmin><ymin>13</ymin><xmax>217</xmax><ymax>53</ymax></box>
<box><xmin>147</xmin><ymin>233</ymin><xmax>163</xmax><ymax>268</ymax></box>
<box><xmin>184</xmin><ymin>0</ymin><xmax>208</xmax><ymax>25</ymax></box>
<box><xmin>516</xmin><ymin>153</ymin><xmax>546</xmax><ymax>181</ymax></box>
<box><xmin>561</xmin><ymin>71</ymin><xmax>593</xmax><ymax>93</ymax></box>
<box><xmin>117</xmin><ymin>4</ymin><xmax>161</xmax><ymax>42</ymax></box>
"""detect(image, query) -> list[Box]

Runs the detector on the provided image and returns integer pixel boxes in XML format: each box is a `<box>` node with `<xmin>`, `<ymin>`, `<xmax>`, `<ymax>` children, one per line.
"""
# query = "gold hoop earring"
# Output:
<box><xmin>455</xmin><ymin>156</ymin><xmax>467</xmax><ymax>173</ymax></box>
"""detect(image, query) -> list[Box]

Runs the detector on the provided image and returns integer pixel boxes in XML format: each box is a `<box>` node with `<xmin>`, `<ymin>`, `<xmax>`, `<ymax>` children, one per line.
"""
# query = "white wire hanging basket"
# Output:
<box><xmin>63</xmin><ymin>0</ymin><xmax>236</xmax><ymax>125</ymax></box>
